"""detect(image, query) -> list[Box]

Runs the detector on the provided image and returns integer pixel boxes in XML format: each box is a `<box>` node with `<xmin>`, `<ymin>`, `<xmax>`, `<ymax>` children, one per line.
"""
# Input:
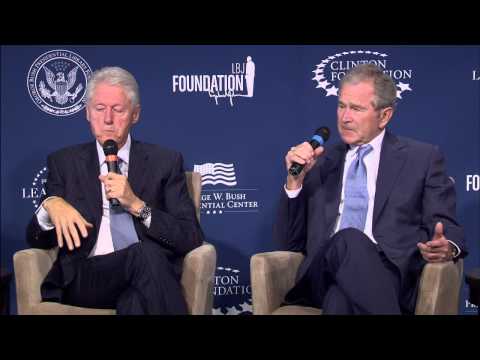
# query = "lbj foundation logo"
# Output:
<box><xmin>312</xmin><ymin>50</ymin><xmax>413</xmax><ymax>100</ymax></box>
<box><xmin>27</xmin><ymin>49</ymin><xmax>92</xmax><ymax>116</ymax></box>
<box><xmin>193</xmin><ymin>162</ymin><xmax>260</xmax><ymax>216</ymax></box>
<box><xmin>172</xmin><ymin>56</ymin><xmax>255</xmax><ymax>107</ymax></box>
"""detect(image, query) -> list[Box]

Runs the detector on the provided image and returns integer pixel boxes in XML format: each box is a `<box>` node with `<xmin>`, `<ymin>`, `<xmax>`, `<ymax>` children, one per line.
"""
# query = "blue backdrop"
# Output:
<box><xmin>1</xmin><ymin>45</ymin><xmax>479</xmax><ymax>314</ymax></box>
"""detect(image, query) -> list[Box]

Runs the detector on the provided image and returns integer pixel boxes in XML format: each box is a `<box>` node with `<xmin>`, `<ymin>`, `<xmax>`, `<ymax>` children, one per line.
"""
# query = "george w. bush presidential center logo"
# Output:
<box><xmin>193</xmin><ymin>162</ymin><xmax>260</xmax><ymax>216</ymax></box>
<box><xmin>312</xmin><ymin>50</ymin><xmax>413</xmax><ymax>100</ymax></box>
<box><xmin>27</xmin><ymin>50</ymin><xmax>92</xmax><ymax>116</ymax></box>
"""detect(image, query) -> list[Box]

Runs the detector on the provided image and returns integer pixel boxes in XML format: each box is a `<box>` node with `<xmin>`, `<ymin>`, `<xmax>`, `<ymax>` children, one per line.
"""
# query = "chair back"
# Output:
<box><xmin>185</xmin><ymin>171</ymin><xmax>201</xmax><ymax>222</ymax></box>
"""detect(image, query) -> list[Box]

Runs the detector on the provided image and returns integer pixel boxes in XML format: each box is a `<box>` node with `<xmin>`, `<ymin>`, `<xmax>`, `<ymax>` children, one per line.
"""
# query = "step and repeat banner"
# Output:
<box><xmin>1</xmin><ymin>45</ymin><xmax>479</xmax><ymax>314</ymax></box>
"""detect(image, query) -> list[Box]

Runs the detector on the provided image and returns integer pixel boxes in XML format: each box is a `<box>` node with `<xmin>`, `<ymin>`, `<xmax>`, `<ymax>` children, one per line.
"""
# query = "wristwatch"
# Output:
<box><xmin>450</xmin><ymin>243</ymin><xmax>459</xmax><ymax>258</ymax></box>
<box><xmin>137</xmin><ymin>203</ymin><xmax>152</xmax><ymax>221</ymax></box>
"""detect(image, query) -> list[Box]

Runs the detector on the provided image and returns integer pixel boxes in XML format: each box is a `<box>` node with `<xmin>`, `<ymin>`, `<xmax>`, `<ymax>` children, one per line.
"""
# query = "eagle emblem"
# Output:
<box><xmin>39</xmin><ymin>66</ymin><xmax>84</xmax><ymax>105</ymax></box>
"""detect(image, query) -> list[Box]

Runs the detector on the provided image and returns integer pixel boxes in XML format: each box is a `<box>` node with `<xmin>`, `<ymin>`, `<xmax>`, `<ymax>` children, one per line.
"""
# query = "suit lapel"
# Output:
<box><xmin>373</xmin><ymin>131</ymin><xmax>408</xmax><ymax>226</ymax></box>
<box><xmin>78</xmin><ymin>143</ymin><xmax>102</xmax><ymax>227</ymax></box>
<box><xmin>128</xmin><ymin>140</ymin><xmax>149</xmax><ymax>198</ymax></box>
<box><xmin>323</xmin><ymin>144</ymin><xmax>348</xmax><ymax>235</ymax></box>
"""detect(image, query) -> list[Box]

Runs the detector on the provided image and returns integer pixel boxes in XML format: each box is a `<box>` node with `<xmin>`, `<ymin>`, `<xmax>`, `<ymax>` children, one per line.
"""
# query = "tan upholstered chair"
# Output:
<box><xmin>14</xmin><ymin>171</ymin><xmax>216</xmax><ymax>315</ymax></box>
<box><xmin>250</xmin><ymin>251</ymin><xmax>463</xmax><ymax>315</ymax></box>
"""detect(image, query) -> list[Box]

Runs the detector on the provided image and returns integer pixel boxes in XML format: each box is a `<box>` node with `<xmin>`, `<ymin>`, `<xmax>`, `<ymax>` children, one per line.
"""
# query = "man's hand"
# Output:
<box><xmin>417</xmin><ymin>222</ymin><xmax>455</xmax><ymax>263</ymax></box>
<box><xmin>285</xmin><ymin>142</ymin><xmax>324</xmax><ymax>190</ymax></box>
<box><xmin>43</xmin><ymin>197</ymin><xmax>93</xmax><ymax>251</ymax></box>
<box><xmin>99</xmin><ymin>173</ymin><xmax>144</xmax><ymax>215</ymax></box>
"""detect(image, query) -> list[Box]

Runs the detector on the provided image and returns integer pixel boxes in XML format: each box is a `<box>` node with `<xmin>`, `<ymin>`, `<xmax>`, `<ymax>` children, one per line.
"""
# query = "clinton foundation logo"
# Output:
<box><xmin>172</xmin><ymin>56</ymin><xmax>255</xmax><ymax>107</ymax></box>
<box><xmin>27</xmin><ymin>49</ymin><xmax>92</xmax><ymax>116</ymax></box>
<box><xmin>193</xmin><ymin>162</ymin><xmax>260</xmax><ymax>216</ymax></box>
<box><xmin>21</xmin><ymin>166</ymin><xmax>48</xmax><ymax>209</ymax></box>
<box><xmin>312</xmin><ymin>50</ymin><xmax>413</xmax><ymax>100</ymax></box>
<box><xmin>212</xmin><ymin>266</ymin><xmax>252</xmax><ymax>315</ymax></box>
<box><xmin>464</xmin><ymin>299</ymin><xmax>478</xmax><ymax>314</ymax></box>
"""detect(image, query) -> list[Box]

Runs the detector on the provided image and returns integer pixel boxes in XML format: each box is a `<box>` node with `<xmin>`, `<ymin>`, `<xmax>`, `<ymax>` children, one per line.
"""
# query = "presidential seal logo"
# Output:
<box><xmin>27</xmin><ymin>50</ymin><xmax>92</xmax><ymax>116</ymax></box>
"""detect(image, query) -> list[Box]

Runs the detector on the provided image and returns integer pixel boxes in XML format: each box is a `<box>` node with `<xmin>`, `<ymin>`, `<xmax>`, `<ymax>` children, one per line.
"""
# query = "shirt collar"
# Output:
<box><xmin>96</xmin><ymin>134</ymin><xmax>131</xmax><ymax>165</ymax></box>
<box><xmin>348</xmin><ymin>129</ymin><xmax>385</xmax><ymax>154</ymax></box>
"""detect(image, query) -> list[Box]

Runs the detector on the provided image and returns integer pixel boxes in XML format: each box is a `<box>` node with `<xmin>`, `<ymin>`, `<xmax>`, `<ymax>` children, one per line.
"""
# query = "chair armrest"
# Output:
<box><xmin>181</xmin><ymin>243</ymin><xmax>217</xmax><ymax>315</ymax></box>
<box><xmin>415</xmin><ymin>259</ymin><xmax>463</xmax><ymax>315</ymax></box>
<box><xmin>30</xmin><ymin>302</ymin><xmax>115</xmax><ymax>315</ymax></box>
<box><xmin>13</xmin><ymin>248</ymin><xmax>58</xmax><ymax>314</ymax></box>
<box><xmin>250</xmin><ymin>251</ymin><xmax>304</xmax><ymax>315</ymax></box>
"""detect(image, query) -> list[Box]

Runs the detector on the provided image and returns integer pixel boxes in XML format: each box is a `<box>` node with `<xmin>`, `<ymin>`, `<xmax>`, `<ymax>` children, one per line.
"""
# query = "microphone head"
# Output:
<box><xmin>314</xmin><ymin>126</ymin><xmax>330</xmax><ymax>142</ymax></box>
<box><xmin>103</xmin><ymin>139</ymin><xmax>118</xmax><ymax>156</ymax></box>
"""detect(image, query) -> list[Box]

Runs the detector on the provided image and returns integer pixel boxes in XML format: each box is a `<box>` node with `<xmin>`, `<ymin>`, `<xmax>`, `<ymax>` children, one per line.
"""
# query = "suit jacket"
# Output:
<box><xmin>26</xmin><ymin>139</ymin><xmax>204</xmax><ymax>302</ymax></box>
<box><xmin>273</xmin><ymin>131</ymin><xmax>467</xmax><ymax>311</ymax></box>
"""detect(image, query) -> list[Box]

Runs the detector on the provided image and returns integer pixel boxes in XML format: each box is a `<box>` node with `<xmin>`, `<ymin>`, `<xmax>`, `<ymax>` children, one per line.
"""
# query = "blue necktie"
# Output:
<box><xmin>109</xmin><ymin>159</ymin><xmax>139</xmax><ymax>251</ymax></box>
<box><xmin>338</xmin><ymin>144</ymin><xmax>373</xmax><ymax>232</ymax></box>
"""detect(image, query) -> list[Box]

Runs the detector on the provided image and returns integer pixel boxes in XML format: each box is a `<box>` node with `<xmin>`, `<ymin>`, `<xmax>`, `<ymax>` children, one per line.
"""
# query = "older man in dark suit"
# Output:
<box><xmin>27</xmin><ymin>66</ymin><xmax>204</xmax><ymax>314</ymax></box>
<box><xmin>274</xmin><ymin>64</ymin><xmax>467</xmax><ymax>314</ymax></box>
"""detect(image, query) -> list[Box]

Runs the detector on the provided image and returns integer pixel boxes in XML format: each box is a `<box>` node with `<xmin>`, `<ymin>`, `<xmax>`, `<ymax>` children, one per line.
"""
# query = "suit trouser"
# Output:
<box><xmin>63</xmin><ymin>242</ymin><xmax>188</xmax><ymax>315</ymax></box>
<box><xmin>287</xmin><ymin>228</ymin><xmax>402</xmax><ymax>314</ymax></box>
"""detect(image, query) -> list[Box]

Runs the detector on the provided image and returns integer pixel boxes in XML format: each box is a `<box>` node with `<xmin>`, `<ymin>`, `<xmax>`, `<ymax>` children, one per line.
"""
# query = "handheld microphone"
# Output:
<box><xmin>102</xmin><ymin>139</ymin><xmax>120</xmax><ymax>207</ymax></box>
<box><xmin>288</xmin><ymin>126</ymin><xmax>330</xmax><ymax>177</ymax></box>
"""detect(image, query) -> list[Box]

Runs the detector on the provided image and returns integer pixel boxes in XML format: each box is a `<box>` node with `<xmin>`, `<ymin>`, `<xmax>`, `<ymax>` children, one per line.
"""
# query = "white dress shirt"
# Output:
<box><xmin>36</xmin><ymin>134</ymin><xmax>151</xmax><ymax>257</ymax></box>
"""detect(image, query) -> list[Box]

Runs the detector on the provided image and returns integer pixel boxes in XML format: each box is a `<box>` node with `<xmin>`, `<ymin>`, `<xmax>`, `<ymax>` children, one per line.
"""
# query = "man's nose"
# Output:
<box><xmin>339</xmin><ymin>108</ymin><xmax>351</xmax><ymax>122</ymax></box>
<box><xmin>104</xmin><ymin>109</ymin><xmax>113</xmax><ymax>124</ymax></box>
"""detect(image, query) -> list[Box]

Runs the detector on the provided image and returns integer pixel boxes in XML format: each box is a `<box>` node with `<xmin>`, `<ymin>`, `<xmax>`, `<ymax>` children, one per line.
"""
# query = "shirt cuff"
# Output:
<box><xmin>284</xmin><ymin>184</ymin><xmax>303</xmax><ymax>198</ymax></box>
<box><xmin>447</xmin><ymin>240</ymin><xmax>461</xmax><ymax>258</ymax></box>
<box><xmin>35</xmin><ymin>197</ymin><xmax>57</xmax><ymax>231</ymax></box>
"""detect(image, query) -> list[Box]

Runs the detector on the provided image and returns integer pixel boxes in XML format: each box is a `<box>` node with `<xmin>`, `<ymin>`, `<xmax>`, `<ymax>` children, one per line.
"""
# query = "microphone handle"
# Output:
<box><xmin>288</xmin><ymin>139</ymin><xmax>322</xmax><ymax>177</ymax></box>
<box><xmin>106</xmin><ymin>160</ymin><xmax>120</xmax><ymax>207</ymax></box>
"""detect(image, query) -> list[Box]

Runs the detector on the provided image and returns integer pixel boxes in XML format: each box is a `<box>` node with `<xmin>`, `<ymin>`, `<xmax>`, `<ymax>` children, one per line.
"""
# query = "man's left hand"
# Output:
<box><xmin>99</xmin><ymin>172</ymin><xmax>144</xmax><ymax>214</ymax></box>
<box><xmin>417</xmin><ymin>222</ymin><xmax>455</xmax><ymax>263</ymax></box>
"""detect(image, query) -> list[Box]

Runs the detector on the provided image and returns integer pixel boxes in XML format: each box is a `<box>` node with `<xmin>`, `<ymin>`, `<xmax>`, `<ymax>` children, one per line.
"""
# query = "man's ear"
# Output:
<box><xmin>379</xmin><ymin>107</ymin><xmax>393</xmax><ymax>129</ymax></box>
<box><xmin>132</xmin><ymin>105</ymin><xmax>141</xmax><ymax>124</ymax></box>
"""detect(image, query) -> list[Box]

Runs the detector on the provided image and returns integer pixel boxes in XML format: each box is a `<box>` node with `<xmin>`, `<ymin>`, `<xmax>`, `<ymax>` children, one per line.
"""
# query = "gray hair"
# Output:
<box><xmin>86</xmin><ymin>66</ymin><xmax>140</xmax><ymax>107</ymax></box>
<box><xmin>339</xmin><ymin>63</ymin><xmax>397</xmax><ymax>110</ymax></box>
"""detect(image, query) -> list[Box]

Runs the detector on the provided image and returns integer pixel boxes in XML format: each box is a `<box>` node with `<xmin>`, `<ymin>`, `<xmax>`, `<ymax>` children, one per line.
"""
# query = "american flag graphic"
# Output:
<box><xmin>193</xmin><ymin>162</ymin><xmax>237</xmax><ymax>186</ymax></box>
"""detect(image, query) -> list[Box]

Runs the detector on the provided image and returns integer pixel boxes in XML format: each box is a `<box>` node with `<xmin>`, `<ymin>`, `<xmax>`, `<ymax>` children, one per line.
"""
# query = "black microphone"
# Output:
<box><xmin>288</xmin><ymin>127</ymin><xmax>330</xmax><ymax>177</ymax></box>
<box><xmin>102</xmin><ymin>139</ymin><xmax>120</xmax><ymax>207</ymax></box>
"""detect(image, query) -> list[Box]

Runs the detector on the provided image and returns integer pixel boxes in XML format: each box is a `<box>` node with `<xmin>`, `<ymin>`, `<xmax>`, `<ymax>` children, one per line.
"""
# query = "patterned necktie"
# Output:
<box><xmin>338</xmin><ymin>144</ymin><xmax>373</xmax><ymax>232</ymax></box>
<box><xmin>109</xmin><ymin>158</ymin><xmax>139</xmax><ymax>251</ymax></box>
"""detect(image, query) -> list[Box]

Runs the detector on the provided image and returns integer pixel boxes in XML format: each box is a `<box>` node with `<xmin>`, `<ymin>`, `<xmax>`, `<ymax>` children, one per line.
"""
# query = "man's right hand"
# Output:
<box><xmin>43</xmin><ymin>197</ymin><xmax>93</xmax><ymax>251</ymax></box>
<box><xmin>285</xmin><ymin>142</ymin><xmax>324</xmax><ymax>190</ymax></box>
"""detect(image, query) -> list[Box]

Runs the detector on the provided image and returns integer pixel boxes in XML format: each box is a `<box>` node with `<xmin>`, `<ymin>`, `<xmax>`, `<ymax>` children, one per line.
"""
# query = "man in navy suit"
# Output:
<box><xmin>27</xmin><ymin>66</ymin><xmax>204</xmax><ymax>314</ymax></box>
<box><xmin>273</xmin><ymin>64</ymin><xmax>467</xmax><ymax>314</ymax></box>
